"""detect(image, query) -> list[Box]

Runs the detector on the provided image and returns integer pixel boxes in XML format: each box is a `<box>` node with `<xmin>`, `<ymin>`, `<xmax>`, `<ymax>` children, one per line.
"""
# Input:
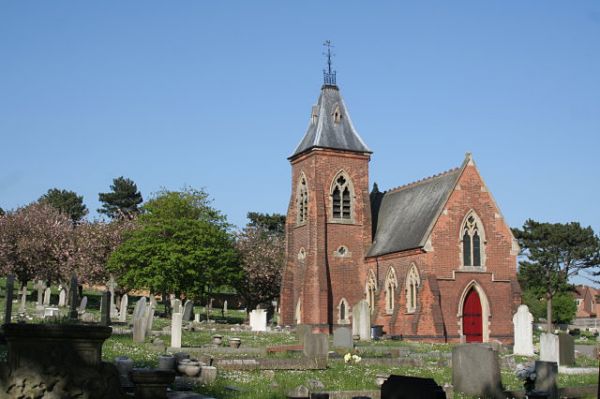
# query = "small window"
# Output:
<box><xmin>297</xmin><ymin>176</ymin><xmax>308</xmax><ymax>224</ymax></box>
<box><xmin>333</xmin><ymin>105</ymin><xmax>342</xmax><ymax>124</ymax></box>
<box><xmin>298</xmin><ymin>248</ymin><xmax>306</xmax><ymax>260</ymax></box>
<box><xmin>332</xmin><ymin>174</ymin><xmax>352</xmax><ymax>220</ymax></box>
<box><xmin>366</xmin><ymin>270</ymin><xmax>377</xmax><ymax>314</ymax></box>
<box><xmin>338</xmin><ymin>298</ymin><xmax>350</xmax><ymax>324</ymax></box>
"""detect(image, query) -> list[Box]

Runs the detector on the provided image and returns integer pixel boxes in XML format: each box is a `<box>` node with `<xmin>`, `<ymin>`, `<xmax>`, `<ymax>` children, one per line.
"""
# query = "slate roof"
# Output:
<box><xmin>367</xmin><ymin>162</ymin><xmax>466</xmax><ymax>258</ymax></box>
<box><xmin>290</xmin><ymin>85</ymin><xmax>371</xmax><ymax>159</ymax></box>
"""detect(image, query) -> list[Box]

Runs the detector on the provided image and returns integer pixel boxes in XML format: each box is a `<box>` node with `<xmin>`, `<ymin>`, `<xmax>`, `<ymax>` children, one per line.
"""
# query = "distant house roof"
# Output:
<box><xmin>367</xmin><ymin>161</ymin><xmax>467</xmax><ymax>258</ymax></box>
<box><xmin>289</xmin><ymin>85</ymin><xmax>371</xmax><ymax>159</ymax></box>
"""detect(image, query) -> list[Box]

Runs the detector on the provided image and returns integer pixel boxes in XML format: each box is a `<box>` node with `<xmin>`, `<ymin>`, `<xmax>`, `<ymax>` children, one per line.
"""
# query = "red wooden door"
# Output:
<box><xmin>463</xmin><ymin>288</ymin><xmax>482</xmax><ymax>342</ymax></box>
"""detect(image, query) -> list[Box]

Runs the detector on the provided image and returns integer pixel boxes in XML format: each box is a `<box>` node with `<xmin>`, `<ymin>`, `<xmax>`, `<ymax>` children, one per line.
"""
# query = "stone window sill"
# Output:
<box><xmin>459</xmin><ymin>266</ymin><xmax>486</xmax><ymax>272</ymax></box>
<box><xmin>328</xmin><ymin>218</ymin><xmax>355</xmax><ymax>225</ymax></box>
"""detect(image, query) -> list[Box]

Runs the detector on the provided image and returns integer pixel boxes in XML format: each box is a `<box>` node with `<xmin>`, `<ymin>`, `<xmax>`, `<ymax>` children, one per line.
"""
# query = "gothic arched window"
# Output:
<box><xmin>331</xmin><ymin>173</ymin><xmax>352</xmax><ymax>220</ymax></box>
<box><xmin>297</xmin><ymin>175</ymin><xmax>308</xmax><ymax>225</ymax></box>
<box><xmin>384</xmin><ymin>267</ymin><xmax>398</xmax><ymax>314</ymax></box>
<box><xmin>462</xmin><ymin>212</ymin><xmax>485</xmax><ymax>267</ymax></box>
<box><xmin>405</xmin><ymin>264</ymin><xmax>420</xmax><ymax>313</ymax></box>
<box><xmin>366</xmin><ymin>270</ymin><xmax>377</xmax><ymax>314</ymax></box>
<box><xmin>338</xmin><ymin>297</ymin><xmax>350</xmax><ymax>324</ymax></box>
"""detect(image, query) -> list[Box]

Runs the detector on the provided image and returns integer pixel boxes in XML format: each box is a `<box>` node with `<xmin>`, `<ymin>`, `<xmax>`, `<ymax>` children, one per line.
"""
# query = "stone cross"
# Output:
<box><xmin>100</xmin><ymin>291</ymin><xmax>111</xmax><ymax>326</ymax></box>
<box><xmin>512</xmin><ymin>304</ymin><xmax>534</xmax><ymax>356</ymax></box>
<box><xmin>34</xmin><ymin>280</ymin><xmax>46</xmax><ymax>305</ymax></box>
<box><xmin>43</xmin><ymin>287</ymin><xmax>51</xmax><ymax>306</ymax></box>
<box><xmin>18</xmin><ymin>285</ymin><xmax>28</xmax><ymax>314</ymax></box>
<box><xmin>4</xmin><ymin>275</ymin><xmax>15</xmax><ymax>323</ymax></box>
<box><xmin>69</xmin><ymin>274</ymin><xmax>79</xmax><ymax>320</ymax></box>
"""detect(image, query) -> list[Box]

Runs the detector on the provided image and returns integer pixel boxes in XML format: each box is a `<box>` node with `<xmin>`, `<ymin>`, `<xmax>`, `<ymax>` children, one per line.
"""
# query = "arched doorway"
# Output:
<box><xmin>462</xmin><ymin>288</ymin><xmax>483</xmax><ymax>342</ymax></box>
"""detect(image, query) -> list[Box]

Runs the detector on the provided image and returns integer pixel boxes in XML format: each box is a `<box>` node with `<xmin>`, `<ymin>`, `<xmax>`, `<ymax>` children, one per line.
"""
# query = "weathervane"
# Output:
<box><xmin>323</xmin><ymin>40</ymin><xmax>337</xmax><ymax>86</ymax></box>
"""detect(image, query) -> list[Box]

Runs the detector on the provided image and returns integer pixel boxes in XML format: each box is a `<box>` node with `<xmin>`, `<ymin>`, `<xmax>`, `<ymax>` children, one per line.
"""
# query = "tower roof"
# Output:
<box><xmin>289</xmin><ymin>85</ymin><xmax>372</xmax><ymax>159</ymax></box>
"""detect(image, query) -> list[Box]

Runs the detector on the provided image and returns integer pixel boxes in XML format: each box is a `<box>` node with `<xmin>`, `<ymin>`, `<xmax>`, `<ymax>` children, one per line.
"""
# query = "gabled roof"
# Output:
<box><xmin>289</xmin><ymin>85</ymin><xmax>371</xmax><ymax>159</ymax></box>
<box><xmin>367</xmin><ymin>159</ymin><xmax>469</xmax><ymax>258</ymax></box>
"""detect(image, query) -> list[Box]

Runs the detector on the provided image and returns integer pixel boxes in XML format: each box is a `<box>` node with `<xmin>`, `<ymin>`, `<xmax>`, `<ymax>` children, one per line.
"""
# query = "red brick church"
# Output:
<box><xmin>279</xmin><ymin>75</ymin><xmax>522</xmax><ymax>343</ymax></box>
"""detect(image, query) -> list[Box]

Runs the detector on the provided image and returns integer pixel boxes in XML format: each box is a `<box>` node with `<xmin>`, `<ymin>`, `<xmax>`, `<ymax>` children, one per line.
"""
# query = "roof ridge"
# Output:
<box><xmin>384</xmin><ymin>167</ymin><xmax>461</xmax><ymax>194</ymax></box>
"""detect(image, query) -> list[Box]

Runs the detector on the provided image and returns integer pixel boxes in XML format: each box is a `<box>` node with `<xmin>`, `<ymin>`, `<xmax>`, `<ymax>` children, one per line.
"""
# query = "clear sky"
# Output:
<box><xmin>1</xmin><ymin>2</ymin><xmax>599</xmax><ymax>244</ymax></box>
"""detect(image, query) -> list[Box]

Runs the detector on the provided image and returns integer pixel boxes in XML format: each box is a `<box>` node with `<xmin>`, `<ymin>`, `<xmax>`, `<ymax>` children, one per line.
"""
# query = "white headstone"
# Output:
<box><xmin>58</xmin><ymin>288</ymin><xmax>67</xmax><ymax>307</ymax></box>
<box><xmin>78</xmin><ymin>296</ymin><xmax>88</xmax><ymax>313</ymax></box>
<box><xmin>43</xmin><ymin>287</ymin><xmax>51</xmax><ymax>306</ymax></box>
<box><xmin>249</xmin><ymin>309</ymin><xmax>267</xmax><ymax>332</ymax></box>
<box><xmin>119</xmin><ymin>294</ymin><xmax>128</xmax><ymax>322</ymax></box>
<box><xmin>132</xmin><ymin>297</ymin><xmax>148</xmax><ymax>343</ymax></box>
<box><xmin>133</xmin><ymin>297</ymin><xmax>147</xmax><ymax>320</ymax></box>
<box><xmin>223</xmin><ymin>300</ymin><xmax>228</xmax><ymax>313</ymax></box>
<box><xmin>172</xmin><ymin>299</ymin><xmax>182</xmax><ymax>314</ymax></box>
<box><xmin>145</xmin><ymin>298</ymin><xmax>156</xmax><ymax>334</ymax></box>
<box><xmin>352</xmin><ymin>300</ymin><xmax>371</xmax><ymax>340</ymax></box>
<box><xmin>512</xmin><ymin>304</ymin><xmax>534</xmax><ymax>356</ymax></box>
<box><xmin>108</xmin><ymin>276</ymin><xmax>118</xmax><ymax>318</ymax></box>
<box><xmin>171</xmin><ymin>312</ymin><xmax>183</xmax><ymax>348</ymax></box>
<box><xmin>540</xmin><ymin>332</ymin><xmax>559</xmax><ymax>363</ymax></box>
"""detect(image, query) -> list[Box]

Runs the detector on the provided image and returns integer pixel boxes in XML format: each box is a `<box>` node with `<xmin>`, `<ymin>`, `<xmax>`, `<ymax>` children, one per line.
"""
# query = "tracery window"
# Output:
<box><xmin>332</xmin><ymin>174</ymin><xmax>352</xmax><ymax>220</ymax></box>
<box><xmin>297</xmin><ymin>175</ymin><xmax>308</xmax><ymax>224</ymax></box>
<box><xmin>405</xmin><ymin>264</ymin><xmax>420</xmax><ymax>313</ymax></box>
<box><xmin>462</xmin><ymin>212</ymin><xmax>484</xmax><ymax>267</ymax></box>
<box><xmin>384</xmin><ymin>267</ymin><xmax>398</xmax><ymax>314</ymax></box>
<box><xmin>365</xmin><ymin>270</ymin><xmax>377</xmax><ymax>314</ymax></box>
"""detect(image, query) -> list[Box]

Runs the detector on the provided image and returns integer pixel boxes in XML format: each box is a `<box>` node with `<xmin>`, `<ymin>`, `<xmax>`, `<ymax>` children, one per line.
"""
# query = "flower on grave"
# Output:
<box><xmin>351</xmin><ymin>354</ymin><xmax>361</xmax><ymax>363</ymax></box>
<box><xmin>344</xmin><ymin>353</ymin><xmax>352</xmax><ymax>363</ymax></box>
<box><xmin>515</xmin><ymin>363</ymin><xmax>536</xmax><ymax>393</ymax></box>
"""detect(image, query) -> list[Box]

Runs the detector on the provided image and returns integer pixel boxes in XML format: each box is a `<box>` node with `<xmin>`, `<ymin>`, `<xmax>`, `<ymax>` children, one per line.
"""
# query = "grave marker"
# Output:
<box><xmin>68</xmin><ymin>274</ymin><xmax>79</xmax><ymax>320</ymax></box>
<box><xmin>35</xmin><ymin>280</ymin><xmax>46</xmax><ymax>305</ymax></box>
<box><xmin>132</xmin><ymin>297</ymin><xmax>148</xmax><ymax>343</ymax></box>
<box><xmin>250</xmin><ymin>308</ymin><xmax>267</xmax><ymax>332</ymax></box>
<box><xmin>540</xmin><ymin>333</ymin><xmax>559</xmax><ymax>363</ymax></box>
<box><xmin>333</xmin><ymin>326</ymin><xmax>353</xmax><ymax>349</ymax></box>
<box><xmin>18</xmin><ymin>285</ymin><xmax>28</xmax><ymax>314</ymax></box>
<box><xmin>58</xmin><ymin>287</ymin><xmax>67</xmax><ymax>307</ymax></box>
<box><xmin>171</xmin><ymin>311</ymin><xmax>182</xmax><ymax>348</ymax></box>
<box><xmin>4</xmin><ymin>275</ymin><xmax>15</xmax><ymax>323</ymax></box>
<box><xmin>512</xmin><ymin>304</ymin><xmax>534</xmax><ymax>356</ymax></box>
<box><xmin>100</xmin><ymin>291</ymin><xmax>110</xmax><ymax>326</ymax></box>
<box><xmin>119</xmin><ymin>294</ymin><xmax>128</xmax><ymax>322</ymax></box>
<box><xmin>43</xmin><ymin>287</ymin><xmax>51</xmax><ymax>306</ymax></box>
<box><xmin>452</xmin><ymin>344</ymin><xmax>503</xmax><ymax>398</ymax></box>
<box><xmin>352</xmin><ymin>299</ymin><xmax>370</xmax><ymax>340</ymax></box>
<box><xmin>182</xmin><ymin>300</ymin><xmax>194</xmax><ymax>321</ymax></box>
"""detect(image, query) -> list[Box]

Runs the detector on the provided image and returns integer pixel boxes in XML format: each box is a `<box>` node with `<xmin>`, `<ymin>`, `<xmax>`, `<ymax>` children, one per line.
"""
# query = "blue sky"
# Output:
<box><xmin>1</xmin><ymin>2</ymin><xmax>599</xmax><ymax>247</ymax></box>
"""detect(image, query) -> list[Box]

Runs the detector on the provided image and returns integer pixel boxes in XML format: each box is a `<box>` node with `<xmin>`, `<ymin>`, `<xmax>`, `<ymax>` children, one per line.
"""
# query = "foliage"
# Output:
<box><xmin>513</xmin><ymin>219</ymin><xmax>600</xmax><ymax>328</ymax></box>
<box><xmin>235</xmin><ymin>223</ymin><xmax>285</xmax><ymax>310</ymax></box>
<box><xmin>0</xmin><ymin>207</ymin><xmax>4</xmax><ymax>216</ymax></box>
<box><xmin>0</xmin><ymin>202</ymin><xmax>74</xmax><ymax>284</ymax></box>
<box><xmin>108</xmin><ymin>187</ymin><xmax>239</xmax><ymax>299</ymax></box>
<box><xmin>246</xmin><ymin>212</ymin><xmax>286</xmax><ymax>236</ymax></box>
<box><xmin>98</xmin><ymin>176</ymin><xmax>143</xmax><ymax>220</ymax></box>
<box><xmin>39</xmin><ymin>188</ymin><xmax>88</xmax><ymax>223</ymax></box>
<box><xmin>521</xmin><ymin>289</ymin><xmax>577</xmax><ymax>324</ymax></box>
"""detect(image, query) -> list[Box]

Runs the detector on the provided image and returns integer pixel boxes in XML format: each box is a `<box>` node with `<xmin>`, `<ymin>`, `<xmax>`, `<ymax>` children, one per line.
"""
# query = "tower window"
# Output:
<box><xmin>297</xmin><ymin>176</ymin><xmax>308</xmax><ymax>225</ymax></box>
<box><xmin>331</xmin><ymin>174</ymin><xmax>352</xmax><ymax>220</ymax></box>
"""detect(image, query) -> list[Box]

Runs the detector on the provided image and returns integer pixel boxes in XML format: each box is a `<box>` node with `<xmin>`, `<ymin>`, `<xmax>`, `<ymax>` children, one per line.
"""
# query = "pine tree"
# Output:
<box><xmin>98</xmin><ymin>177</ymin><xmax>143</xmax><ymax>220</ymax></box>
<box><xmin>40</xmin><ymin>188</ymin><xmax>88</xmax><ymax>222</ymax></box>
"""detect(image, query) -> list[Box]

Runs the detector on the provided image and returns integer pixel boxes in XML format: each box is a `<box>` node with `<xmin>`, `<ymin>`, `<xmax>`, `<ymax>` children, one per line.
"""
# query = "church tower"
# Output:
<box><xmin>279</xmin><ymin>48</ymin><xmax>372</xmax><ymax>332</ymax></box>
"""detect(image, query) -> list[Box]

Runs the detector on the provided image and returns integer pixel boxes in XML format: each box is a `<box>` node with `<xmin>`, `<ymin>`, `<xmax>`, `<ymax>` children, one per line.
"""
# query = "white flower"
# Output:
<box><xmin>352</xmin><ymin>354</ymin><xmax>362</xmax><ymax>363</ymax></box>
<box><xmin>344</xmin><ymin>353</ymin><xmax>352</xmax><ymax>363</ymax></box>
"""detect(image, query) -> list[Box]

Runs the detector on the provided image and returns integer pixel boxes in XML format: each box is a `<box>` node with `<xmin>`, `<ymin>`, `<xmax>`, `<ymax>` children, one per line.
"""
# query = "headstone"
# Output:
<box><xmin>558</xmin><ymin>333</ymin><xmax>575</xmax><ymax>366</ymax></box>
<box><xmin>78</xmin><ymin>296</ymin><xmax>88</xmax><ymax>313</ymax></box>
<box><xmin>223</xmin><ymin>300</ymin><xmax>228</xmax><ymax>313</ymax></box>
<box><xmin>194</xmin><ymin>313</ymin><xmax>201</xmax><ymax>323</ymax></box>
<box><xmin>132</xmin><ymin>298</ymin><xmax>148</xmax><ymax>343</ymax></box>
<box><xmin>352</xmin><ymin>300</ymin><xmax>370</xmax><ymax>340</ymax></box>
<box><xmin>451</xmin><ymin>344</ymin><xmax>503</xmax><ymax>398</ymax></box>
<box><xmin>249</xmin><ymin>309</ymin><xmax>267</xmax><ymax>332</ymax></box>
<box><xmin>18</xmin><ymin>286</ymin><xmax>28</xmax><ymax>314</ymax></box>
<box><xmin>303</xmin><ymin>333</ymin><xmax>328</xmax><ymax>360</ymax></box>
<box><xmin>133</xmin><ymin>297</ymin><xmax>147</xmax><ymax>321</ymax></box>
<box><xmin>381</xmin><ymin>375</ymin><xmax>446</xmax><ymax>399</ymax></box>
<box><xmin>182</xmin><ymin>300</ymin><xmax>194</xmax><ymax>321</ymax></box>
<box><xmin>512</xmin><ymin>304</ymin><xmax>534</xmax><ymax>356</ymax></box>
<box><xmin>333</xmin><ymin>327</ymin><xmax>353</xmax><ymax>349</ymax></box>
<box><xmin>4</xmin><ymin>275</ymin><xmax>15</xmax><ymax>323</ymax></box>
<box><xmin>534</xmin><ymin>361</ymin><xmax>558</xmax><ymax>399</ymax></box>
<box><xmin>108</xmin><ymin>276</ymin><xmax>118</xmax><ymax>318</ymax></box>
<box><xmin>171</xmin><ymin>312</ymin><xmax>183</xmax><ymax>348</ymax></box>
<box><xmin>58</xmin><ymin>287</ymin><xmax>67</xmax><ymax>307</ymax></box>
<box><xmin>34</xmin><ymin>280</ymin><xmax>46</xmax><ymax>305</ymax></box>
<box><xmin>100</xmin><ymin>291</ymin><xmax>111</xmax><ymax>326</ymax></box>
<box><xmin>540</xmin><ymin>333</ymin><xmax>559</xmax><ymax>363</ymax></box>
<box><xmin>296</xmin><ymin>324</ymin><xmax>311</xmax><ymax>345</ymax></box>
<box><xmin>199</xmin><ymin>365</ymin><xmax>217</xmax><ymax>385</ymax></box>
<box><xmin>43</xmin><ymin>287</ymin><xmax>51</xmax><ymax>306</ymax></box>
<box><xmin>172</xmin><ymin>299</ymin><xmax>182</xmax><ymax>314</ymax></box>
<box><xmin>43</xmin><ymin>307</ymin><xmax>60</xmax><ymax>319</ymax></box>
<box><xmin>145</xmin><ymin>298</ymin><xmax>156</xmax><ymax>334</ymax></box>
<box><xmin>119</xmin><ymin>294</ymin><xmax>128</xmax><ymax>322</ymax></box>
<box><xmin>69</xmin><ymin>274</ymin><xmax>79</xmax><ymax>320</ymax></box>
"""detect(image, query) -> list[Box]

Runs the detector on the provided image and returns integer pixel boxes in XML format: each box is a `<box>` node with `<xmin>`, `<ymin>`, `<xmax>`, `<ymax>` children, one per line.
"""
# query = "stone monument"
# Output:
<box><xmin>512</xmin><ymin>304</ymin><xmax>534</xmax><ymax>356</ymax></box>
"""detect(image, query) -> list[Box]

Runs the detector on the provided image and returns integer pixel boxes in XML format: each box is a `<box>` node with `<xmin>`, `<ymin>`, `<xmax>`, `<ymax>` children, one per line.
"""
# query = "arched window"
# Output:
<box><xmin>365</xmin><ymin>270</ymin><xmax>377</xmax><ymax>314</ymax></box>
<box><xmin>337</xmin><ymin>298</ymin><xmax>350</xmax><ymax>324</ymax></box>
<box><xmin>461</xmin><ymin>212</ymin><xmax>485</xmax><ymax>267</ymax></box>
<box><xmin>297</xmin><ymin>175</ymin><xmax>308</xmax><ymax>224</ymax></box>
<box><xmin>331</xmin><ymin>173</ymin><xmax>352</xmax><ymax>220</ymax></box>
<box><xmin>384</xmin><ymin>267</ymin><xmax>398</xmax><ymax>314</ymax></box>
<box><xmin>405</xmin><ymin>264</ymin><xmax>420</xmax><ymax>313</ymax></box>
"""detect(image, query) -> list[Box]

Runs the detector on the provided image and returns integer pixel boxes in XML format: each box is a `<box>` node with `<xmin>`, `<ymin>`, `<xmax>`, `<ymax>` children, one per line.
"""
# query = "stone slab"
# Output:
<box><xmin>452</xmin><ymin>344</ymin><xmax>503</xmax><ymax>399</ymax></box>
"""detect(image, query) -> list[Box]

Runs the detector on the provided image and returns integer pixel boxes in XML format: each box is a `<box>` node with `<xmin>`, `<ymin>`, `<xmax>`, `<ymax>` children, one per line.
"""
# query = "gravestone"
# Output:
<box><xmin>333</xmin><ymin>326</ymin><xmax>353</xmax><ymax>349</ymax></box>
<box><xmin>223</xmin><ymin>300</ymin><xmax>228</xmax><ymax>313</ymax></box>
<box><xmin>540</xmin><ymin>333</ymin><xmax>559</xmax><ymax>363</ymax></box>
<box><xmin>381</xmin><ymin>375</ymin><xmax>446</xmax><ymax>399</ymax></box>
<box><xmin>558</xmin><ymin>333</ymin><xmax>575</xmax><ymax>366</ymax></box>
<box><xmin>250</xmin><ymin>309</ymin><xmax>267</xmax><ymax>332</ymax></box>
<box><xmin>43</xmin><ymin>287</ymin><xmax>51</xmax><ymax>306</ymax></box>
<box><xmin>296</xmin><ymin>324</ymin><xmax>311</xmax><ymax>345</ymax></box>
<box><xmin>100</xmin><ymin>291</ymin><xmax>111</xmax><ymax>326</ymax></box>
<box><xmin>182</xmin><ymin>300</ymin><xmax>194</xmax><ymax>321</ymax></box>
<box><xmin>35</xmin><ymin>280</ymin><xmax>46</xmax><ymax>305</ymax></box>
<box><xmin>58</xmin><ymin>288</ymin><xmax>67</xmax><ymax>307</ymax></box>
<box><xmin>145</xmin><ymin>298</ymin><xmax>156</xmax><ymax>334</ymax></box>
<box><xmin>68</xmin><ymin>274</ymin><xmax>79</xmax><ymax>320</ymax></box>
<box><xmin>108</xmin><ymin>276</ymin><xmax>118</xmax><ymax>318</ymax></box>
<box><xmin>303</xmin><ymin>333</ymin><xmax>328</xmax><ymax>368</ymax></box>
<box><xmin>119</xmin><ymin>294</ymin><xmax>128</xmax><ymax>322</ymax></box>
<box><xmin>78</xmin><ymin>296</ymin><xmax>88</xmax><ymax>313</ymax></box>
<box><xmin>352</xmin><ymin>300</ymin><xmax>370</xmax><ymax>340</ymax></box>
<box><xmin>4</xmin><ymin>275</ymin><xmax>15</xmax><ymax>323</ymax></box>
<box><xmin>452</xmin><ymin>344</ymin><xmax>503</xmax><ymax>399</ymax></box>
<box><xmin>534</xmin><ymin>361</ymin><xmax>558</xmax><ymax>399</ymax></box>
<box><xmin>172</xmin><ymin>299</ymin><xmax>182</xmax><ymax>314</ymax></box>
<box><xmin>512</xmin><ymin>304</ymin><xmax>534</xmax><ymax>356</ymax></box>
<box><xmin>132</xmin><ymin>298</ymin><xmax>148</xmax><ymax>343</ymax></box>
<box><xmin>171</xmin><ymin>312</ymin><xmax>183</xmax><ymax>348</ymax></box>
<box><xmin>18</xmin><ymin>286</ymin><xmax>28</xmax><ymax>314</ymax></box>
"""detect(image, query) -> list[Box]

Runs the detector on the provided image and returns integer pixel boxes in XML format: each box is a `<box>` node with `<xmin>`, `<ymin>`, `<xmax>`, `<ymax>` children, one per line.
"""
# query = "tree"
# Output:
<box><xmin>521</xmin><ymin>289</ymin><xmax>577</xmax><ymax>325</ymax></box>
<box><xmin>98</xmin><ymin>176</ymin><xmax>143</xmax><ymax>220</ymax></box>
<box><xmin>0</xmin><ymin>207</ymin><xmax>4</xmax><ymax>216</ymax></box>
<box><xmin>0</xmin><ymin>202</ymin><xmax>74</xmax><ymax>285</ymax></box>
<box><xmin>235</xmin><ymin>224</ymin><xmax>285</xmax><ymax>312</ymax></box>
<box><xmin>513</xmin><ymin>219</ymin><xmax>600</xmax><ymax>331</ymax></box>
<box><xmin>39</xmin><ymin>188</ymin><xmax>88</xmax><ymax>223</ymax></box>
<box><xmin>107</xmin><ymin>187</ymin><xmax>239</xmax><ymax>303</ymax></box>
<box><xmin>246</xmin><ymin>212</ymin><xmax>286</xmax><ymax>235</ymax></box>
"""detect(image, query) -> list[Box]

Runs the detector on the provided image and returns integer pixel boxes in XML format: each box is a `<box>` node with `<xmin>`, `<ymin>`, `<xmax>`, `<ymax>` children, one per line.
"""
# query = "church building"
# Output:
<box><xmin>279</xmin><ymin>70</ymin><xmax>522</xmax><ymax>343</ymax></box>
